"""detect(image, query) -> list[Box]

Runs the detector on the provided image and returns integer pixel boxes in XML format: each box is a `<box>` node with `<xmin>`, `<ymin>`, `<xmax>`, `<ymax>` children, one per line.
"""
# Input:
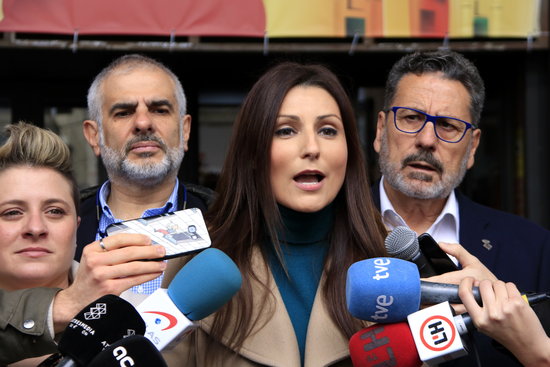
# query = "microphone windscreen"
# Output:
<box><xmin>58</xmin><ymin>294</ymin><xmax>145</xmax><ymax>366</ymax></box>
<box><xmin>385</xmin><ymin>226</ymin><xmax>419</xmax><ymax>260</ymax></box>
<box><xmin>87</xmin><ymin>335</ymin><xmax>168</xmax><ymax>367</ymax></box>
<box><xmin>167</xmin><ymin>248</ymin><xmax>242</xmax><ymax>321</ymax></box>
<box><xmin>346</xmin><ymin>258</ymin><xmax>420</xmax><ymax>322</ymax></box>
<box><xmin>349</xmin><ymin>323</ymin><xmax>422</xmax><ymax>367</ymax></box>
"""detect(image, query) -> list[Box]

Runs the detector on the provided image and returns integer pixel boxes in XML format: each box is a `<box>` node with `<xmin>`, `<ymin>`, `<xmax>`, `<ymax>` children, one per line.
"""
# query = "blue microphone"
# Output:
<box><xmin>347</xmin><ymin>257</ymin><xmax>422</xmax><ymax>323</ymax></box>
<box><xmin>137</xmin><ymin>248</ymin><xmax>242</xmax><ymax>350</ymax></box>
<box><xmin>346</xmin><ymin>257</ymin><xmax>548</xmax><ymax>323</ymax></box>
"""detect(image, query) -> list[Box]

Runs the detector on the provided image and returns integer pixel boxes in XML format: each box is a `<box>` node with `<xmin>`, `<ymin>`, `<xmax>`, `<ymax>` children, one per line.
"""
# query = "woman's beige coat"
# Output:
<box><xmin>160</xmin><ymin>247</ymin><xmax>357</xmax><ymax>367</ymax></box>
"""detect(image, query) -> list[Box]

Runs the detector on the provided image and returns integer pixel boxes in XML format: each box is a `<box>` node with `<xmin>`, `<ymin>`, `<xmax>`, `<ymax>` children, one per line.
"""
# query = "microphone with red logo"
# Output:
<box><xmin>407</xmin><ymin>301</ymin><xmax>476</xmax><ymax>365</ymax></box>
<box><xmin>87</xmin><ymin>335</ymin><xmax>167</xmax><ymax>367</ymax></box>
<box><xmin>136</xmin><ymin>248</ymin><xmax>242</xmax><ymax>350</ymax></box>
<box><xmin>349</xmin><ymin>304</ymin><xmax>477</xmax><ymax>367</ymax></box>
<box><xmin>349</xmin><ymin>322</ymin><xmax>422</xmax><ymax>367</ymax></box>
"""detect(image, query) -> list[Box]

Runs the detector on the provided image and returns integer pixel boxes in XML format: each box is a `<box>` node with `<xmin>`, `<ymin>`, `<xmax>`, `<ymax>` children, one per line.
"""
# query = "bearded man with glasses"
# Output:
<box><xmin>372</xmin><ymin>50</ymin><xmax>550</xmax><ymax>367</ymax></box>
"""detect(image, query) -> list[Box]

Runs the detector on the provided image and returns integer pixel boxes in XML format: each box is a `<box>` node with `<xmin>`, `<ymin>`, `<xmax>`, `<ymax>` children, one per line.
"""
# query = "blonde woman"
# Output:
<box><xmin>0</xmin><ymin>122</ymin><xmax>165</xmax><ymax>366</ymax></box>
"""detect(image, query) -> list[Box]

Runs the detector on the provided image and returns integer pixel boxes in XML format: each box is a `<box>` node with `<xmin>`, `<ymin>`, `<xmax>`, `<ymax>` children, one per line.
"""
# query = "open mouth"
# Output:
<box><xmin>293</xmin><ymin>172</ymin><xmax>325</xmax><ymax>185</ymax></box>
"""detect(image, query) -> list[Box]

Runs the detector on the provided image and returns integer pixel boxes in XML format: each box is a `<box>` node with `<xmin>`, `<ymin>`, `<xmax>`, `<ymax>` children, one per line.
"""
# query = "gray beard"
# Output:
<box><xmin>378</xmin><ymin>130</ymin><xmax>471</xmax><ymax>200</ymax></box>
<box><xmin>99</xmin><ymin>134</ymin><xmax>184</xmax><ymax>188</ymax></box>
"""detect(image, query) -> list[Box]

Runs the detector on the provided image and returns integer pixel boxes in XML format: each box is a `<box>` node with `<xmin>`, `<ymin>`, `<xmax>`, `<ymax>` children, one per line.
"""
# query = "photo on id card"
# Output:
<box><xmin>105</xmin><ymin>208</ymin><xmax>211</xmax><ymax>259</ymax></box>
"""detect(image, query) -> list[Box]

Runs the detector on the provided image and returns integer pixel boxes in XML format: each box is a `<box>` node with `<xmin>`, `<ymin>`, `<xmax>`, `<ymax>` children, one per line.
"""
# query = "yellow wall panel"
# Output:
<box><xmin>383</xmin><ymin>0</ymin><xmax>411</xmax><ymax>37</ymax></box>
<box><xmin>264</xmin><ymin>0</ymin><xmax>339</xmax><ymax>37</ymax></box>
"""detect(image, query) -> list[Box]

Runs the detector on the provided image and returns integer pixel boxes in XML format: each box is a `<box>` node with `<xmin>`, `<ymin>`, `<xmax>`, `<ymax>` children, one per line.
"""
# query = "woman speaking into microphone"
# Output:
<box><xmin>161</xmin><ymin>61</ymin><xmax>389</xmax><ymax>366</ymax></box>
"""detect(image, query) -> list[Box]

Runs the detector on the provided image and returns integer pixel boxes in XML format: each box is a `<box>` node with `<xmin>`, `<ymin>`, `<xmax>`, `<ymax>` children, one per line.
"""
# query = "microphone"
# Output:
<box><xmin>137</xmin><ymin>248</ymin><xmax>242</xmax><ymax>350</ymax></box>
<box><xmin>39</xmin><ymin>294</ymin><xmax>146</xmax><ymax>367</ymax></box>
<box><xmin>346</xmin><ymin>257</ymin><xmax>549</xmax><ymax>323</ymax></box>
<box><xmin>346</xmin><ymin>257</ymin><xmax>470</xmax><ymax>323</ymax></box>
<box><xmin>349</xmin><ymin>304</ymin><xmax>477</xmax><ymax>367</ymax></box>
<box><xmin>407</xmin><ymin>301</ymin><xmax>472</xmax><ymax>365</ymax></box>
<box><xmin>385</xmin><ymin>226</ymin><xmax>437</xmax><ymax>277</ymax></box>
<box><xmin>349</xmin><ymin>323</ymin><xmax>422</xmax><ymax>367</ymax></box>
<box><xmin>87</xmin><ymin>335</ymin><xmax>167</xmax><ymax>367</ymax></box>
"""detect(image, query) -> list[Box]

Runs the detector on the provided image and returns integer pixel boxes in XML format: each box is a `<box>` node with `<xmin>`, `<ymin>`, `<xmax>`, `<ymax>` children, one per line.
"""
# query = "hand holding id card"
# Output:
<box><xmin>106</xmin><ymin>208</ymin><xmax>211</xmax><ymax>259</ymax></box>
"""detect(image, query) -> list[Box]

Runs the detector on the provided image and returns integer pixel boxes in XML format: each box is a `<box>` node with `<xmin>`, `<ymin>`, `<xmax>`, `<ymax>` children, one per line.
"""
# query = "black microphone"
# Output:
<box><xmin>41</xmin><ymin>294</ymin><xmax>146</xmax><ymax>367</ymax></box>
<box><xmin>87</xmin><ymin>335</ymin><xmax>168</xmax><ymax>367</ymax></box>
<box><xmin>385</xmin><ymin>226</ymin><xmax>438</xmax><ymax>277</ymax></box>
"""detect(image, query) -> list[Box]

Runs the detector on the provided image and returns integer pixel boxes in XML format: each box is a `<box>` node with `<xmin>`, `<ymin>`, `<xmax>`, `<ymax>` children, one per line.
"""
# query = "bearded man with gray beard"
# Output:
<box><xmin>75</xmin><ymin>54</ymin><xmax>213</xmax><ymax>302</ymax></box>
<box><xmin>372</xmin><ymin>50</ymin><xmax>550</xmax><ymax>367</ymax></box>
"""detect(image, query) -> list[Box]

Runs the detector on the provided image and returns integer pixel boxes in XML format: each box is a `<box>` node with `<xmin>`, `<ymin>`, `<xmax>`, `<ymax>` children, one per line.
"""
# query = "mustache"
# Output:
<box><xmin>124</xmin><ymin>134</ymin><xmax>167</xmax><ymax>154</ymax></box>
<box><xmin>401</xmin><ymin>150</ymin><xmax>444</xmax><ymax>173</ymax></box>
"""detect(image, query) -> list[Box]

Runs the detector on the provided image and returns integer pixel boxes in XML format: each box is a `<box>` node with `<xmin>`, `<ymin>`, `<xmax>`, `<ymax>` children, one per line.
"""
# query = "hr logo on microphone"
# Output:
<box><xmin>419</xmin><ymin>315</ymin><xmax>456</xmax><ymax>351</ymax></box>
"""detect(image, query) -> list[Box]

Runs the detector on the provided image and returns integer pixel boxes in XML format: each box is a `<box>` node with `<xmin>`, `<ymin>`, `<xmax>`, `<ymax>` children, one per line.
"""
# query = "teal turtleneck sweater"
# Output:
<box><xmin>266</xmin><ymin>204</ymin><xmax>333</xmax><ymax>365</ymax></box>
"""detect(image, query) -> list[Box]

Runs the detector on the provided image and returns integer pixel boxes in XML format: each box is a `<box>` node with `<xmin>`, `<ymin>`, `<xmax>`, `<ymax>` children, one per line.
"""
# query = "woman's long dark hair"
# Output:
<box><xmin>206</xmin><ymin>62</ymin><xmax>388</xmax><ymax>350</ymax></box>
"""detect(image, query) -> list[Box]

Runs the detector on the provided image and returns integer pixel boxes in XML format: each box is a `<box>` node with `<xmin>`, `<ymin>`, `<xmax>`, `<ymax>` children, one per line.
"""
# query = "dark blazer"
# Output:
<box><xmin>75</xmin><ymin>182</ymin><xmax>215</xmax><ymax>261</ymax></box>
<box><xmin>371</xmin><ymin>180</ymin><xmax>550</xmax><ymax>292</ymax></box>
<box><xmin>372</xmin><ymin>180</ymin><xmax>550</xmax><ymax>367</ymax></box>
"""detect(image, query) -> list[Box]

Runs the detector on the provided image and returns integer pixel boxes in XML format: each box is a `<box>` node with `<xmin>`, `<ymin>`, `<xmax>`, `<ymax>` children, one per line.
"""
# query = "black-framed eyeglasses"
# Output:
<box><xmin>390</xmin><ymin>106</ymin><xmax>477</xmax><ymax>143</ymax></box>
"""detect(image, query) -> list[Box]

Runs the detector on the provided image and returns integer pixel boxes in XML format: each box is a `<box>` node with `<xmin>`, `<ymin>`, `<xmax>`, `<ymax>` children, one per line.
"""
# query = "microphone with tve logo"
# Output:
<box><xmin>346</xmin><ymin>257</ymin><xmax>476</xmax><ymax>323</ymax></box>
<box><xmin>346</xmin><ymin>257</ymin><xmax>549</xmax><ymax>323</ymax></box>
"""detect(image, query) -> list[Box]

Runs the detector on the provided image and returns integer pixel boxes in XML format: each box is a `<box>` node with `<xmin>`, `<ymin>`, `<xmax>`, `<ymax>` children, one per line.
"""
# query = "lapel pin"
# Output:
<box><xmin>481</xmin><ymin>239</ymin><xmax>492</xmax><ymax>250</ymax></box>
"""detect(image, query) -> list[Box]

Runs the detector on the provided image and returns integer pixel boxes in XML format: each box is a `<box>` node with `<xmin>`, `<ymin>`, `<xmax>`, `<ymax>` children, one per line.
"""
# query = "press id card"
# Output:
<box><xmin>106</xmin><ymin>208</ymin><xmax>211</xmax><ymax>259</ymax></box>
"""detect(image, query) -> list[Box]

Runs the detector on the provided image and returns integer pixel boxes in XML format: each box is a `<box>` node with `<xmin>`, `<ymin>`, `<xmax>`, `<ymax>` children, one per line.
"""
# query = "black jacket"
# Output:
<box><xmin>372</xmin><ymin>180</ymin><xmax>550</xmax><ymax>367</ymax></box>
<box><xmin>371</xmin><ymin>180</ymin><xmax>550</xmax><ymax>292</ymax></box>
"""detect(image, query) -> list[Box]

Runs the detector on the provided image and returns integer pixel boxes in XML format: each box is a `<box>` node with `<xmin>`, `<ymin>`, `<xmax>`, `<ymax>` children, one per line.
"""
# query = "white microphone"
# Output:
<box><xmin>407</xmin><ymin>302</ymin><xmax>472</xmax><ymax>365</ymax></box>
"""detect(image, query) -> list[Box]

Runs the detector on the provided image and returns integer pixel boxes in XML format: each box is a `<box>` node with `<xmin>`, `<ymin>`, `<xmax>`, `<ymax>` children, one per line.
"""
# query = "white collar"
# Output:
<box><xmin>379</xmin><ymin>176</ymin><xmax>460</xmax><ymax>243</ymax></box>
